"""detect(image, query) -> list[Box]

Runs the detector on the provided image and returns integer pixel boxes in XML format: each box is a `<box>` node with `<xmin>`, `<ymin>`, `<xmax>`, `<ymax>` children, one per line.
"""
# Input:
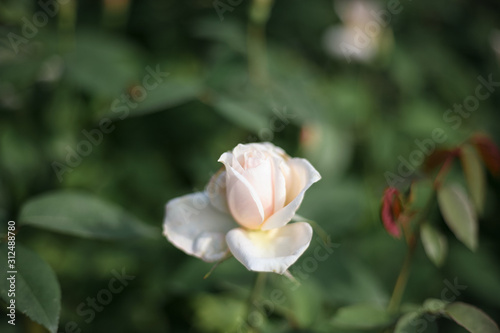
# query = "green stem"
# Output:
<box><xmin>58</xmin><ymin>0</ymin><xmax>77</xmax><ymax>52</ymax></box>
<box><xmin>246</xmin><ymin>272</ymin><xmax>267</xmax><ymax>331</ymax></box>
<box><xmin>247</xmin><ymin>0</ymin><xmax>274</xmax><ymax>86</ymax></box>
<box><xmin>249</xmin><ymin>272</ymin><xmax>267</xmax><ymax>309</ymax></box>
<box><xmin>433</xmin><ymin>153</ymin><xmax>456</xmax><ymax>189</ymax></box>
<box><xmin>387</xmin><ymin>147</ymin><xmax>457</xmax><ymax>320</ymax></box>
<box><xmin>388</xmin><ymin>191</ymin><xmax>437</xmax><ymax>313</ymax></box>
<box><xmin>387</xmin><ymin>236</ymin><xmax>417</xmax><ymax>313</ymax></box>
<box><xmin>203</xmin><ymin>252</ymin><xmax>232</xmax><ymax>279</ymax></box>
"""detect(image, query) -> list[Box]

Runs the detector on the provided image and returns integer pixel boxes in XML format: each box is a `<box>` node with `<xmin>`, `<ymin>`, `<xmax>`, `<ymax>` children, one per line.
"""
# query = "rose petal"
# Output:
<box><xmin>230</xmin><ymin>143</ymin><xmax>287</xmax><ymax>218</ymax></box>
<box><xmin>381</xmin><ymin>187</ymin><xmax>402</xmax><ymax>238</ymax></box>
<box><xmin>226</xmin><ymin>166</ymin><xmax>266</xmax><ymax>229</ymax></box>
<box><xmin>240</xmin><ymin>157</ymin><xmax>274</xmax><ymax>218</ymax></box>
<box><xmin>261</xmin><ymin>158</ymin><xmax>321</xmax><ymax>230</ymax></box>
<box><xmin>219</xmin><ymin>153</ymin><xmax>266</xmax><ymax>229</ymax></box>
<box><xmin>233</xmin><ymin>142</ymin><xmax>287</xmax><ymax>161</ymax></box>
<box><xmin>163</xmin><ymin>192</ymin><xmax>236</xmax><ymax>262</ymax></box>
<box><xmin>225</xmin><ymin>222</ymin><xmax>313</xmax><ymax>274</ymax></box>
<box><xmin>271</xmin><ymin>158</ymin><xmax>288</xmax><ymax>213</ymax></box>
<box><xmin>259</xmin><ymin>142</ymin><xmax>289</xmax><ymax>160</ymax></box>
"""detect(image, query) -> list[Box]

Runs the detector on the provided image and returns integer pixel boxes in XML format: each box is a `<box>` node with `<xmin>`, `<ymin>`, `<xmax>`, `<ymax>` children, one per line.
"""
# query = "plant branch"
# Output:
<box><xmin>387</xmin><ymin>234</ymin><xmax>417</xmax><ymax>313</ymax></box>
<box><xmin>387</xmin><ymin>189</ymin><xmax>437</xmax><ymax>313</ymax></box>
<box><xmin>245</xmin><ymin>272</ymin><xmax>267</xmax><ymax>331</ymax></box>
<box><xmin>247</xmin><ymin>0</ymin><xmax>274</xmax><ymax>86</ymax></box>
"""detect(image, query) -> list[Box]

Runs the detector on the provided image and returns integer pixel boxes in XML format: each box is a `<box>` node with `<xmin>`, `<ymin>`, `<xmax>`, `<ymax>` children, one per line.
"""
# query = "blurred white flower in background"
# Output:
<box><xmin>38</xmin><ymin>55</ymin><xmax>64</xmax><ymax>83</ymax></box>
<box><xmin>323</xmin><ymin>0</ymin><xmax>398</xmax><ymax>63</ymax></box>
<box><xmin>491</xmin><ymin>30</ymin><xmax>500</xmax><ymax>62</ymax></box>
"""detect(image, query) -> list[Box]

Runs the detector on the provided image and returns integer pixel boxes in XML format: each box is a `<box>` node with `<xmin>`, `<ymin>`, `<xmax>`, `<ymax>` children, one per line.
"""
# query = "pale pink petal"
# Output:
<box><xmin>225</xmin><ymin>222</ymin><xmax>313</xmax><ymax>274</ymax></box>
<box><xmin>261</xmin><ymin>158</ymin><xmax>321</xmax><ymax>230</ymax></box>
<box><xmin>225</xmin><ymin>165</ymin><xmax>265</xmax><ymax>229</ymax></box>
<box><xmin>234</xmin><ymin>142</ymin><xmax>288</xmax><ymax>162</ymax></box>
<box><xmin>163</xmin><ymin>192</ymin><xmax>236</xmax><ymax>262</ymax></box>
<box><xmin>271</xmin><ymin>158</ymin><xmax>288</xmax><ymax>213</ymax></box>
<box><xmin>219</xmin><ymin>152</ymin><xmax>265</xmax><ymax>229</ymax></box>
<box><xmin>224</xmin><ymin>142</ymin><xmax>288</xmax><ymax>217</ymax></box>
<box><xmin>240</xmin><ymin>158</ymin><xmax>274</xmax><ymax>218</ymax></box>
<box><xmin>219</xmin><ymin>151</ymin><xmax>235</xmax><ymax>167</ymax></box>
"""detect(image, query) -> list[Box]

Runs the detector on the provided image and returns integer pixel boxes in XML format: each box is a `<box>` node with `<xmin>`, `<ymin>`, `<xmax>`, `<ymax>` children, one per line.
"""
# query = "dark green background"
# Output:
<box><xmin>0</xmin><ymin>0</ymin><xmax>499</xmax><ymax>332</ymax></box>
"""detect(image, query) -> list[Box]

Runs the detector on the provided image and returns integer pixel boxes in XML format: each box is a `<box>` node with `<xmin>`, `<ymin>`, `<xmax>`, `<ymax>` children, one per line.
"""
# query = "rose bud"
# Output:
<box><xmin>163</xmin><ymin>142</ymin><xmax>321</xmax><ymax>274</ymax></box>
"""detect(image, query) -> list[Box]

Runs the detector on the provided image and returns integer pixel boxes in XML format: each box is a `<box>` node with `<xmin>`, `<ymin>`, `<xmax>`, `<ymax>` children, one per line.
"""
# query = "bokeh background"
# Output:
<box><xmin>1</xmin><ymin>0</ymin><xmax>499</xmax><ymax>332</ymax></box>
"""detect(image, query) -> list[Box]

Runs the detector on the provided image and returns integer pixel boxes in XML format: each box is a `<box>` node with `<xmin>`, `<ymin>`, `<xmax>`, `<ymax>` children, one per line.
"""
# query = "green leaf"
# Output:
<box><xmin>103</xmin><ymin>64</ymin><xmax>204</xmax><ymax>119</ymax></box>
<box><xmin>445</xmin><ymin>302</ymin><xmax>500</xmax><ymax>333</ymax></box>
<box><xmin>408</xmin><ymin>180</ymin><xmax>434</xmax><ymax>212</ymax></box>
<box><xmin>64</xmin><ymin>31</ymin><xmax>142</xmax><ymax>97</ymax></box>
<box><xmin>395</xmin><ymin>299</ymin><xmax>448</xmax><ymax>333</ymax></box>
<box><xmin>460</xmin><ymin>144</ymin><xmax>486</xmax><ymax>214</ymax></box>
<box><xmin>330</xmin><ymin>304</ymin><xmax>394</xmax><ymax>329</ymax></box>
<box><xmin>192</xmin><ymin>293</ymin><xmax>246</xmax><ymax>332</ymax></box>
<box><xmin>437</xmin><ymin>184</ymin><xmax>478</xmax><ymax>251</ymax></box>
<box><xmin>210</xmin><ymin>94</ymin><xmax>269</xmax><ymax>133</ymax></box>
<box><xmin>394</xmin><ymin>312</ymin><xmax>422</xmax><ymax>333</ymax></box>
<box><xmin>0</xmin><ymin>243</ymin><xmax>61</xmax><ymax>333</ymax></box>
<box><xmin>192</xmin><ymin>18</ymin><xmax>247</xmax><ymax>53</ymax></box>
<box><xmin>19</xmin><ymin>190</ymin><xmax>157</xmax><ymax>240</ymax></box>
<box><xmin>422</xmin><ymin>298</ymin><xmax>448</xmax><ymax>313</ymax></box>
<box><xmin>394</xmin><ymin>310</ymin><xmax>440</xmax><ymax>333</ymax></box>
<box><xmin>420</xmin><ymin>223</ymin><xmax>448</xmax><ymax>266</ymax></box>
<box><xmin>130</xmin><ymin>77</ymin><xmax>202</xmax><ymax>116</ymax></box>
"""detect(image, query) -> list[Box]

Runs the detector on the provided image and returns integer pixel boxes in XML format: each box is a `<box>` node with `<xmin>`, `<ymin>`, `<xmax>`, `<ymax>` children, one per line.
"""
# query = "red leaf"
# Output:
<box><xmin>471</xmin><ymin>134</ymin><xmax>500</xmax><ymax>176</ymax></box>
<box><xmin>423</xmin><ymin>149</ymin><xmax>453</xmax><ymax>174</ymax></box>
<box><xmin>381</xmin><ymin>187</ymin><xmax>402</xmax><ymax>238</ymax></box>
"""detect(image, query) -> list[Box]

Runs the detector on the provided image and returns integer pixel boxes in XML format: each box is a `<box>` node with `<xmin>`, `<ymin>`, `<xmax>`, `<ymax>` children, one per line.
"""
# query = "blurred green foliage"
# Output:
<box><xmin>0</xmin><ymin>0</ymin><xmax>500</xmax><ymax>332</ymax></box>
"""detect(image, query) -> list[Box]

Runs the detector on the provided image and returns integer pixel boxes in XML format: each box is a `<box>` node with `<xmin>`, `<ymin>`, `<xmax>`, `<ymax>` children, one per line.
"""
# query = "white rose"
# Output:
<box><xmin>322</xmin><ymin>0</ymin><xmax>383</xmax><ymax>63</ymax></box>
<box><xmin>163</xmin><ymin>142</ymin><xmax>321</xmax><ymax>274</ymax></box>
